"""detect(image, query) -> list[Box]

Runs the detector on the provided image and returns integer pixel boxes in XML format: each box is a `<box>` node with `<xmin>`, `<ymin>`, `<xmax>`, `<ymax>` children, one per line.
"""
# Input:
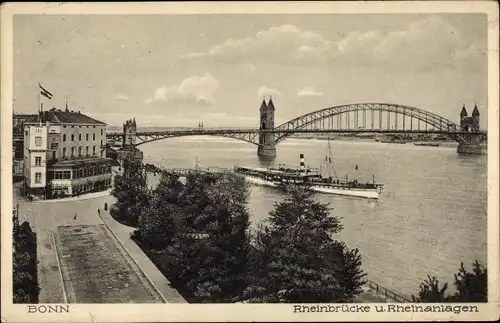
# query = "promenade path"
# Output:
<box><xmin>13</xmin><ymin>184</ymin><xmax>184</xmax><ymax>303</ymax></box>
<box><xmin>98</xmin><ymin>209</ymin><xmax>186</xmax><ymax>303</ymax></box>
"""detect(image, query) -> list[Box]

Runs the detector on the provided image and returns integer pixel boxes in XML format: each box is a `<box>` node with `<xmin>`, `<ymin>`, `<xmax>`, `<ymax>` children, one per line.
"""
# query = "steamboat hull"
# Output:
<box><xmin>241</xmin><ymin>175</ymin><xmax>379</xmax><ymax>199</ymax></box>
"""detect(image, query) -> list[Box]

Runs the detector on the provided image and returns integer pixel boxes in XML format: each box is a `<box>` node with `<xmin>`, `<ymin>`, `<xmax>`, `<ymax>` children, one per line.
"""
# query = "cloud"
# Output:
<box><xmin>146</xmin><ymin>73</ymin><xmax>219</xmax><ymax>105</ymax></box>
<box><xmin>182</xmin><ymin>16</ymin><xmax>482</xmax><ymax>70</ymax></box>
<box><xmin>115</xmin><ymin>93</ymin><xmax>130</xmax><ymax>100</ymax></box>
<box><xmin>258</xmin><ymin>85</ymin><xmax>280</xmax><ymax>98</ymax></box>
<box><xmin>297</xmin><ymin>86</ymin><xmax>323</xmax><ymax>97</ymax></box>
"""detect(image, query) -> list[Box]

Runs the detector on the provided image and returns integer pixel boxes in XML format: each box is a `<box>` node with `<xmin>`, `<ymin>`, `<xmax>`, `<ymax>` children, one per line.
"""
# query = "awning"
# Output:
<box><xmin>50</xmin><ymin>157</ymin><xmax>117</xmax><ymax>168</ymax></box>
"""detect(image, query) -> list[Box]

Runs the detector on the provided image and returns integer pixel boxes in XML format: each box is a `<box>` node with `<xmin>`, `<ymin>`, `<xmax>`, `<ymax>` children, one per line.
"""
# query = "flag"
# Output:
<box><xmin>39</xmin><ymin>84</ymin><xmax>53</xmax><ymax>99</ymax></box>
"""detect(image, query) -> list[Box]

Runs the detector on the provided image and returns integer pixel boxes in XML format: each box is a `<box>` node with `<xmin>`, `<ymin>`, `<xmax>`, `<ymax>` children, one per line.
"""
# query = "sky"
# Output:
<box><xmin>13</xmin><ymin>14</ymin><xmax>488</xmax><ymax>128</ymax></box>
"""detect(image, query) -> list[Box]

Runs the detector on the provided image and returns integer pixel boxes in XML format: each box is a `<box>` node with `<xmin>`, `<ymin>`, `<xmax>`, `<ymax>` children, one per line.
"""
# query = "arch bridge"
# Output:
<box><xmin>106</xmin><ymin>102</ymin><xmax>486</xmax><ymax>156</ymax></box>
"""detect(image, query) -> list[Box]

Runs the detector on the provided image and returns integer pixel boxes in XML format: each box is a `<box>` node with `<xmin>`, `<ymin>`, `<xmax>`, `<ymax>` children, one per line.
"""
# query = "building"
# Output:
<box><xmin>109</xmin><ymin>118</ymin><xmax>144</xmax><ymax>168</ymax></box>
<box><xmin>23</xmin><ymin>108</ymin><xmax>118</xmax><ymax>199</ymax></box>
<box><xmin>460</xmin><ymin>104</ymin><xmax>480</xmax><ymax>132</ymax></box>
<box><xmin>13</xmin><ymin>114</ymin><xmax>39</xmax><ymax>180</ymax></box>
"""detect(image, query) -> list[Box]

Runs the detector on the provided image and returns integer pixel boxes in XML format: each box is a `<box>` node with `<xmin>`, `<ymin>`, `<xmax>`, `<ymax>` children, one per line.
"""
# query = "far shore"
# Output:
<box><xmin>288</xmin><ymin>135</ymin><xmax>487</xmax><ymax>149</ymax></box>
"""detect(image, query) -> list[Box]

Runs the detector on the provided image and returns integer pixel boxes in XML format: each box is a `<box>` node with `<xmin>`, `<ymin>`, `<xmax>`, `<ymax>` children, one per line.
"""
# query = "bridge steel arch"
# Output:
<box><xmin>273</xmin><ymin>103</ymin><xmax>459</xmax><ymax>143</ymax></box>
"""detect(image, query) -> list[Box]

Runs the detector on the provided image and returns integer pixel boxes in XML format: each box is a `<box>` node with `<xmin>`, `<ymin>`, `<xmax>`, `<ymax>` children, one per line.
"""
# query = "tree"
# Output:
<box><xmin>136</xmin><ymin>171</ymin><xmax>184</xmax><ymax>248</ymax></box>
<box><xmin>179</xmin><ymin>172</ymin><xmax>219</xmax><ymax>231</ymax></box>
<box><xmin>111</xmin><ymin>157</ymin><xmax>151</xmax><ymax>226</ymax></box>
<box><xmin>13</xmin><ymin>213</ymin><xmax>39</xmax><ymax>303</ymax></box>
<box><xmin>326</xmin><ymin>241</ymin><xmax>367</xmax><ymax>302</ymax></box>
<box><xmin>161</xmin><ymin>172</ymin><xmax>252</xmax><ymax>302</ymax></box>
<box><xmin>412</xmin><ymin>275</ymin><xmax>451</xmax><ymax>303</ymax></box>
<box><xmin>244</xmin><ymin>186</ymin><xmax>366</xmax><ymax>303</ymax></box>
<box><xmin>412</xmin><ymin>261</ymin><xmax>487</xmax><ymax>302</ymax></box>
<box><xmin>451</xmin><ymin>261</ymin><xmax>487</xmax><ymax>302</ymax></box>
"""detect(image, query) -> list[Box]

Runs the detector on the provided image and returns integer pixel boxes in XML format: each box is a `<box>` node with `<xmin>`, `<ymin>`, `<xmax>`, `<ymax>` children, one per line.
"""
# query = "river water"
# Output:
<box><xmin>140</xmin><ymin>136</ymin><xmax>487</xmax><ymax>298</ymax></box>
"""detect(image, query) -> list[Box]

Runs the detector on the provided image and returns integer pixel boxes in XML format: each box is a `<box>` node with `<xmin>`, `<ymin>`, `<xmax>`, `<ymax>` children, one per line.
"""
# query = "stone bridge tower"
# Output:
<box><xmin>457</xmin><ymin>104</ymin><xmax>483</xmax><ymax>154</ymax></box>
<box><xmin>258</xmin><ymin>97</ymin><xmax>277</xmax><ymax>157</ymax></box>
<box><xmin>123</xmin><ymin>118</ymin><xmax>137</xmax><ymax>149</ymax></box>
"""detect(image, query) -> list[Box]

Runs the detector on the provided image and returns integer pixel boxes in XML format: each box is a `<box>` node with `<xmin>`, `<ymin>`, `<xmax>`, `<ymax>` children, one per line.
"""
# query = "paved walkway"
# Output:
<box><xmin>36</xmin><ymin>230</ymin><xmax>66</xmax><ymax>303</ymax></box>
<box><xmin>14</xmin><ymin>183</ymin><xmax>184</xmax><ymax>303</ymax></box>
<box><xmin>32</xmin><ymin>189</ymin><xmax>112</xmax><ymax>203</ymax></box>
<box><xmin>99</xmin><ymin>210</ymin><xmax>186</xmax><ymax>303</ymax></box>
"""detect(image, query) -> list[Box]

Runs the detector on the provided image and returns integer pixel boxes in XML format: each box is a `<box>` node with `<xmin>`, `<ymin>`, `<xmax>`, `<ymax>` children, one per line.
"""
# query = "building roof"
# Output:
<box><xmin>472</xmin><ymin>104</ymin><xmax>480</xmax><ymax>116</ymax></box>
<box><xmin>460</xmin><ymin>106</ymin><xmax>468</xmax><ymax>117</ymax></box>
<box><xmin>259</xmin><ymin>99</ymin><xmax>267</xmax><ymax>111</ymax></box>
<box><xmin>267</xmin><ymin>97</ymin><xmax>275</xmax><ymax>110</ymax></box>
<box><xmin>26</xmin><ymin>109</ymin><xmax>106</xmax><ymax>125</ymax></box>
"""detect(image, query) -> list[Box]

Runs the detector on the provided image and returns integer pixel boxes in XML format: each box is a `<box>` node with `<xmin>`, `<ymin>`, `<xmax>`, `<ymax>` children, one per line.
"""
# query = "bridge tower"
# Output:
<box><xmin>258</xmin><ymin>97</ymin><xmax>277</xmax><ymax>157</ymax></box>
<box><xmin>457</xmin><ymin>103</ymin><xmax>483</xmax><ymax>154</ymax></box>
<box><xmin>123</xmin><ymin>118</ymin><xmax>137</xmax><ymax>149</ymax></box>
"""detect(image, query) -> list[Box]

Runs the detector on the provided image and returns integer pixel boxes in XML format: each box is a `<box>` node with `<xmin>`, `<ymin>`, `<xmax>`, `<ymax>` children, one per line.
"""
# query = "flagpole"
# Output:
<box><xmin>38</xmin><ymin>82</ymin><xmax>41</xmax><ymax>126</ymax></box>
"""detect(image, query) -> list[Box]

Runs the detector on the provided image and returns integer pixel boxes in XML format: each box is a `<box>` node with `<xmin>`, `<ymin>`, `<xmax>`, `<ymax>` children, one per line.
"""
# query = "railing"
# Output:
<box><xmin>365</xmin><ymin>279</ymin><xmax>412</xmax><ymax>303</ymax></box>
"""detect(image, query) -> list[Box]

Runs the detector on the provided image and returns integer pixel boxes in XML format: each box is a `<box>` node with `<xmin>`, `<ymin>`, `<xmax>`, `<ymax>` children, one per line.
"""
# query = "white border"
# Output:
<box><xmin>1</xmin><ymin>2</ymin><xmax>499</xmax><ymax>322</ymax></box>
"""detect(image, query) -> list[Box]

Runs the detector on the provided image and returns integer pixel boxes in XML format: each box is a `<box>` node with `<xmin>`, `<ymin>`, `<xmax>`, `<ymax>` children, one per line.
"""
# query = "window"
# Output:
<box><xmin>86</xmin><ymin>134</ymin><xmax>89</xmax><ymax>141</ymax></box>
<box><xmin>35</xmin><ymin>157</ymin><xmax>41</xmax><ymax>166</ymax></box>
<box><xmin>35</xmin><ymin>172</ymin><xmax>42</xmax><ymax>183</ymax></box>
<box><xmin>100</xmin><ymin>140</ymin><xmax>103</xmax><ymax>147</ymax></box>
<box><xmin>63</xmin><ymin>134</ymin><xmax>66</xmax><ymax>141</ymax></box>
<box><xmin>71</xmin><ymin>134</ymin><xmax>74</xmax><ymax>141</ymax></box>
<box><xmin>63</xmin><ymin>126</ymin><xmax>67</xmax><ymax>128</ymax></box>
<box><xmin>53</xmin><ymin>171</ymin><xmax>71</xmax><ymax>180</ymax></box>
<box><xmin>78</xmin><ymin>147</ymin><xmax>82</xmax><ymax>156</ymax></box>
<box><xmin>71</xmin><ymin>147</ymin><xmax>75</xmax><ymax>157</ymax></box>
<box><xmin>25</xmin><ymin>131</ymin><xmax>28</xmax><ymax>136</ymax></box>
<box><xmin>101</xmin><ymin>129</ymin><xmax>104</xmax><ymax>135</ymax></box>
<box><xmin>63</xmin><ymin>148</ymin><xmax>66</xmax><ymax>157</ymax></box>
<box><xmin>79</xmin><ymin>134</ymin><xmax>82</xmax><ymax>141</ymax></box>
<box><xmin>35</xmin><ymin>136</ymin><xmax>42</xmax><ymax>146</ymax></box>
<box><xmin>86</xmin><ymin>146</ymin><xmax>89</xmax><ymax>156</ymax></box>
<box><xmin>93</xmin><ymin>133</ymin><xmax>95</xmax><ymax>140</ymax></box>
<box><xmin>86</xmin><ymin>126</ymin><xmax>89</xmax><ymax>128</ymax></box>
<box><xmin>71</xmin><ymin>125</ymin><xmax>74</xmax><ymax>128</ymax></box>
<box><xmin>93</xmin><ymin>146</ymin><xmax>96</xmax><ymax>155</ymax></box>
<box><xmin>93</xmin><ymin>126</ymin><xmax>96</xmax><ymax>128</ymax></box>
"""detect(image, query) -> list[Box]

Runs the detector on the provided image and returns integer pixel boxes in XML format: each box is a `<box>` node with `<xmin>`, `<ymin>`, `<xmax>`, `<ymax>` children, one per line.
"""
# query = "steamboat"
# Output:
<box><xmin>235</xmin><ymin>140</ymin><xmax>384</xmax><ymax>199</ymax></box>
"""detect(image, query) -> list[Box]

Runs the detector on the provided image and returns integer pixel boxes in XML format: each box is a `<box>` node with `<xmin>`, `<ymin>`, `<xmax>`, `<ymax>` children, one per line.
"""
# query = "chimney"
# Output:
<box><xmin>300</xmin><ymin>154</ymin><xmax>305</xmax><ymax>172</ymax></box>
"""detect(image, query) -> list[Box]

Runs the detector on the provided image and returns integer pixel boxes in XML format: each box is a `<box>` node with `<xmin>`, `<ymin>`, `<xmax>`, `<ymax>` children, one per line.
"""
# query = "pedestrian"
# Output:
<box><xmin>73</xmin><ymin>213</ymin><xmax>77</xmax><ymax>220</ymax></box>
<box><xmin>104</xmin><ymin>202</ymin><xmax>108</xmax><ymax>211</ymax></box>
<box><xmin>97</xmin><ymin>208</ymin><xmax>100</xmax><ymax>215</ymax></box>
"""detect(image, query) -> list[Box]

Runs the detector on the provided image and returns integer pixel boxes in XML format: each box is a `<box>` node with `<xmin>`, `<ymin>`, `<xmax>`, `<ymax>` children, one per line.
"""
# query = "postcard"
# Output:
<box><xmin>1</xmin><ymin>1</ymin><xmax>498</xmax><ymax>322</ymax></box>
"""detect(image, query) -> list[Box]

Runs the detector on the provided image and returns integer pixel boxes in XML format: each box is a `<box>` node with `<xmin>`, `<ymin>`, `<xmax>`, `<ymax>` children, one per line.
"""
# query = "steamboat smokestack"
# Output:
<box><xmin>300</xmin><ymin>154</ymin><xmax>305</xmax><ymax>172</ymax></box>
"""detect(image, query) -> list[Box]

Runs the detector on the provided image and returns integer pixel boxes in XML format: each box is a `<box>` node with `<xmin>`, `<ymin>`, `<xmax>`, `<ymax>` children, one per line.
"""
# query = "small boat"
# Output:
<box><xmin>235</xmin><ymin>139</ymin><xmax>384</xmax><ymax>199</ymax></box>
<box><xmin>380</xmin><ymin>135</ymin><xmax>407</xmax><ymax>144</ymax></box>
<box><xmin>414</xmin><ymin>142</ymin><xmax>440</xmax><ymax>147</ymax></box>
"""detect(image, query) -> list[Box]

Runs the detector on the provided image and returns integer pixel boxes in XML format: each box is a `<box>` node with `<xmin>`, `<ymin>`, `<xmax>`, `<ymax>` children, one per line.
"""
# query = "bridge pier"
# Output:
<box><xmin>457</xmin><ymin>133</ymin><xmax>485</xmax><ymax>155</ymax></box>
<box><xmin>257</xmin><ymin>145</ymin><xmax>277</xmax><ymax>157</ymax></box>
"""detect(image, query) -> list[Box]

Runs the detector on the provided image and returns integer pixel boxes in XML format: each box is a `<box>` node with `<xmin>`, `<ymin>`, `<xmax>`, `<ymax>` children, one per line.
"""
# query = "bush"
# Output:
<box><xmin>13</xmin><ymin>218</ymin><xmax>39</xmax><ymax>303</ymax></box>
<box><xmin>413</xmin><ymin>261</ymin><xmax>487</xmax><ymax>302</ymax></box>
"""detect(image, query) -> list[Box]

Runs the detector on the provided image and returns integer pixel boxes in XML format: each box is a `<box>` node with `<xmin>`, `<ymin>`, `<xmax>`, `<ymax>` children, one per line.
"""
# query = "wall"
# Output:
<box><xmin>24</xmin><ymin>125</ymin><xmax>47</xmax><ymax>188</ymax></box>
<box><xmin>58</xmin><ymin>124</ymin><xmax>106</xmax><ymax>159</ymax></box>
<box><xmin>27</xmin><ymin>151</ymin><xmax>46</xmax><ymax>187</ymax></box>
